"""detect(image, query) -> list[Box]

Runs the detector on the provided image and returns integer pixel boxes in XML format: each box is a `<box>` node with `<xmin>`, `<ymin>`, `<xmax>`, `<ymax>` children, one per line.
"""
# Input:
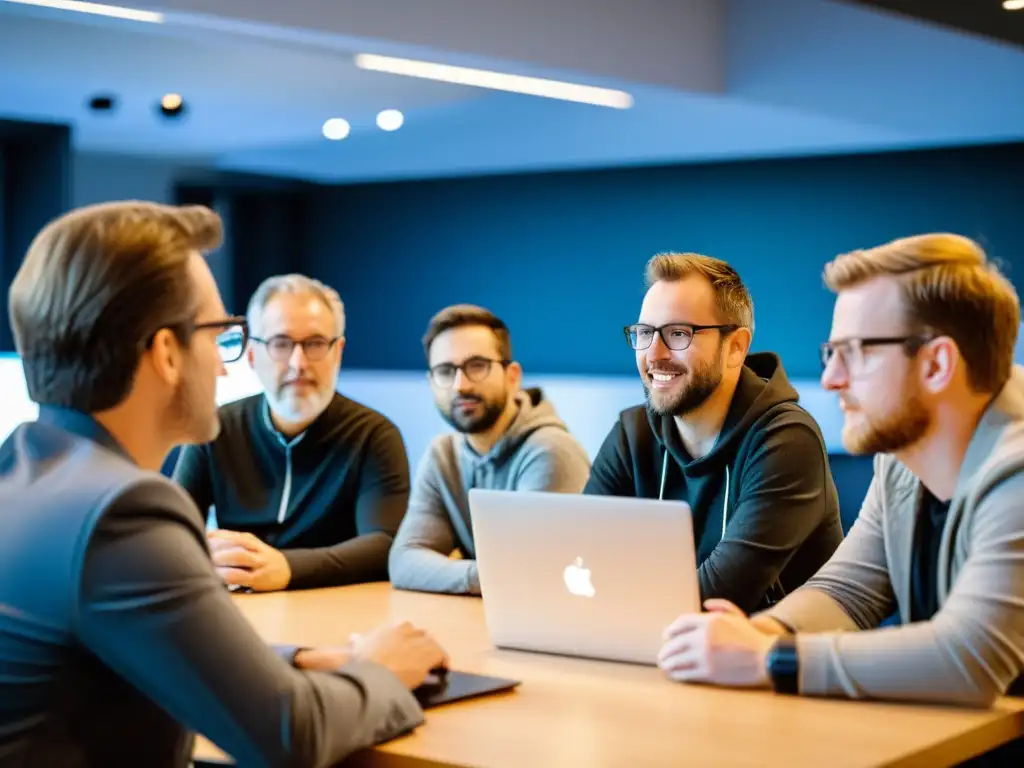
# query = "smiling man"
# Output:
<box><xmin>584</xmin><ymin>253</ymin><xmax>843</xmax><ymax>613</ymax></box>
<box><xmin>174</xmin><ymin>274</ymin><xmax>410</xmax><ymax>591</ymax></box>
<box><xmin>389</xmin><ymin>304</ymin><xmax>591</xmax><ymax>595</ymax></box>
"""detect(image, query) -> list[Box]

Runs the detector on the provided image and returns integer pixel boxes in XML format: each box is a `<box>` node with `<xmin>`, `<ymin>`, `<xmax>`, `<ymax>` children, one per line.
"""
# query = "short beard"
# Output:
<box><xmin>441</xmin><ymin>391</ymin><xmax>507</xmax><ymax>435</ymax></box>
<box><xmin>843</xmin><ymin>395</ymin><xmax>930</xmax><ymax>455</ymax></box>
<box><xmin>643</xmin><ymin>347</ymin><xmax>724</xmax><ymax>418</ymax></box>
<box><xmin>168</xmin><ymin>363</ymin><xmax>220</xmax><ymax>445</ymax></box>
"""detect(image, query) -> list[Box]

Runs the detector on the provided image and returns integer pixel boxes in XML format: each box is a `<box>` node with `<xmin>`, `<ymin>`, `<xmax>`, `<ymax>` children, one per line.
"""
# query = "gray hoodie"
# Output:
<box><xmin>389</xmin><ymin>388</ymin><xmax>591</xmax><ymax>594</ymax></box>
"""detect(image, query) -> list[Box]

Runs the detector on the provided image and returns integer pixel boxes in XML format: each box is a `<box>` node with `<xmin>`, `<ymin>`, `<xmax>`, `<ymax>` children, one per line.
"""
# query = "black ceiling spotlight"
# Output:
<box><xmin>157</xmin><ymin>93</ymin><xmax>187</xmax><ymax>119</ymax></box>
<box><xmin>87</xmin><ymin>94</ymin><xmax>118</xmax><ymax>113</ymax></box>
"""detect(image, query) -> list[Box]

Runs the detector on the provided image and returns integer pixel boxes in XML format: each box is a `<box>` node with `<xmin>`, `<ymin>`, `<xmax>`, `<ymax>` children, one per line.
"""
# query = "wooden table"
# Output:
<box><xmin>194</xmin><ymin>583</ymin><xmax>1023</xmax><ymax>767</ymax></box>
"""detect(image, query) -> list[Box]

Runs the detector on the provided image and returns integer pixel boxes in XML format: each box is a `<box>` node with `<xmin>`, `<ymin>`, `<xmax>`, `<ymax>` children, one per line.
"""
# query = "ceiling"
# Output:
<box><xmin>0</xmin><ymin>0</ymin><xmax>1022</xmax><ymax>183</ymax></box>
<box><xmin>847</xmin><ymin>0</ymin><xmax>1024</xmax><ymax>48</ymax></box>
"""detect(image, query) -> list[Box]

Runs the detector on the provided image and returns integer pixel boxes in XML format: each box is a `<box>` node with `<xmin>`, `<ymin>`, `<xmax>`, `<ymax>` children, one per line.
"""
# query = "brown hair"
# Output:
<box><xmin>422</xmin><ymin>304</ymin><xmax>511</xmax><ymax>362</ymax></box>
<box><xmin>645</xmin><ymin>252</ymin><xmax>755</xmax><ymax>331</ymax></box>
<box><xmin>824</xmin><ymin>233</ymin><xmax>1019</xmax><ymax>393</ymax></box>
<box><xmin>9</xmin><ymin>200</ymin><xmax>222</xmax><ymax>412</ymax></box>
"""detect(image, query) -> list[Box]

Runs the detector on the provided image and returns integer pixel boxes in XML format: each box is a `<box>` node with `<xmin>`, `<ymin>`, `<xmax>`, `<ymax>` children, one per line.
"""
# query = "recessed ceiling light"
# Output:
<box><xmin>376</xmin><ymin>109</ymin><xmax>404</xmax><ymax>131</ymax></box>
<box><xmin>1003</xmin><ymin>0</ymin><xmax>1024</xmax><ymax>9</ymax></box>
<box><xmin>160</xmin><ymin>93</ymin><xmax>183</xmax><ymax>111</ymax></box>
<box><xmin>354</xmin><ymin>53</ymin><xmax>633</xmax><ymax>109</ymax></box>
<box><xmin>322</xmin><ymin>118</ymin><xmax>351</xmax><ymax>140</ymax></box>
<box><xmin>2</xmin><ymin>0</ymin><xmax>163</xmax><ymax>23</ymax></box>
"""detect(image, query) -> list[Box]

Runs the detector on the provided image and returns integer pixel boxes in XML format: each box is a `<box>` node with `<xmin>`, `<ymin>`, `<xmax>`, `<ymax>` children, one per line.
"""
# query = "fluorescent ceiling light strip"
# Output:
<box><xmin>2</xmin><ymin>0</ymin><xmax>163</xmax><ymax>23</ymax></box>
<box><xmin>1004</xmin><ymin>0</ymin><xmax>1024</xmax><ymax>10</ymax></box>
<box><xmin>354</xmin><ymin>53</ymin><xmax>633</xmax><ymax>109</ymax></box>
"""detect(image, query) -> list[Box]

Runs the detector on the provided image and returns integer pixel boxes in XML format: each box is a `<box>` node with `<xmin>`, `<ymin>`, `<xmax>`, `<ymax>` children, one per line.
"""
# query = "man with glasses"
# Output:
<box><xmin>0</xmin><ymin>202</ymin><xmax>446</xmax><ymax>766</ymax></box>
<box><xmin>389</xmin><ymin>304</ymin><xmax>591</xmax><ymax>595</ymax></box>
<box><xmin>658</xmin><ymin>237</ymin><xmax>1024</xmax><ymax>724</ymax></box>
<box><xmin>175</xmin><ymin>274</ymin><xmax>411</xmax><ymax>592</ymax></box>
<box><xmin>585</xmin><ymin>253</ymin><xmax>843</xmax><ymax>613</ymax></box>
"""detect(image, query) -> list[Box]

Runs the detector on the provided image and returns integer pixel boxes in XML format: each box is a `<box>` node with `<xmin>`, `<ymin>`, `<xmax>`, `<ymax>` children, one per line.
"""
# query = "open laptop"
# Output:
<box><xmin>468</xmin><ymin>489</ymin><xmax>700</xmax><ymax>665</ymax></box>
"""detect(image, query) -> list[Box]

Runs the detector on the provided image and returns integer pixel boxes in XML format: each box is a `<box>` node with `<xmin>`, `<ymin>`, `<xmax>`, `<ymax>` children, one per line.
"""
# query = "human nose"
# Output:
<box><xmin>820</xmin><ymin>349</ymin><xmax>848</xmax><ymax>391</ymax></box>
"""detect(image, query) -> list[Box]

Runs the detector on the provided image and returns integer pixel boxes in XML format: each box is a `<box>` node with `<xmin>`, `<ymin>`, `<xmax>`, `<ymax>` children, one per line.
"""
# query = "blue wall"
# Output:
<box><xmin>303</xmin><ymin>142</ymin><xmax>1024</xmax><ymax>378</ymax></box>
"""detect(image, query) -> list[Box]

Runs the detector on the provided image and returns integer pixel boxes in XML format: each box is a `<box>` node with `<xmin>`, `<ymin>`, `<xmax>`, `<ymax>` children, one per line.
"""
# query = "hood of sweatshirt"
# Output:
<box><xmin>647</xmin><ymin>351</ymin><xmax>800</xmax><ymax>476</ymax></box>
<box><xmin>459</xmin><ymin>387</ymin><xmax>569</xmax><ymax>467</ymax></box>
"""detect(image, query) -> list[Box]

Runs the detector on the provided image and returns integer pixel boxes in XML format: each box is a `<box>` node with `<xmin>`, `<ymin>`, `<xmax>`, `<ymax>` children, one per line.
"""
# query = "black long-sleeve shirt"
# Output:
<box><xmin>174</xmin><ymin>393</ymin><xmax>410</xmax><ymax>589</ymax></box>
<box><xmin>0</xmin><ymin>407</ymin><xmax>422</xmax><ymax>767</ymax></box>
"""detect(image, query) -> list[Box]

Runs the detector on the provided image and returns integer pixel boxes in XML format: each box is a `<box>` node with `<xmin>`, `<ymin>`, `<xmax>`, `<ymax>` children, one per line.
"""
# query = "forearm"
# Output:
<box><xmin>795</xmin><ymin>621</ymin><xmax>1004</xmax><ymax>707</ymax></box>
<box><xmin>758</xmin><ymin>587</ymin><xmax>862</xmax><ymax>634</ymax></box>
<box><xmin>80</xmin><ymin>485</ymin><xmax>424</xmax><ymax>766</ymax></box>
<box><xmin>389</xmin><ymin>545</ymin><xmax>480</xmax><ymax>595</ymax></box>
<box><xmin>284</xmin><ymin>532</ymin><xmax>393</xmax><ymax>590</ymax></box>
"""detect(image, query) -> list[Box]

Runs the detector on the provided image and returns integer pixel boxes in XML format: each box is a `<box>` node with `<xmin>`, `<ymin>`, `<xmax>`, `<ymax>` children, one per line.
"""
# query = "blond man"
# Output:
<box><xmin>657</xmin><ymin>234</ymin><xmax>1024</xmax><ymax>728</ymax></box>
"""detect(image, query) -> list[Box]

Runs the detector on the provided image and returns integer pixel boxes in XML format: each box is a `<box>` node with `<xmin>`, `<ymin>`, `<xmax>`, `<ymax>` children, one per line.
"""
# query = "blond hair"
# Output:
<box><xmin>824</xmin><ymin>233</ymin><xmax>1019</xmax><ymax>393</ymax></box>
<box><xmin>645</xmin><ymin>252</ymin><xmax>754</xmax><ymax>331</ymax></box>
<box><xmin>10</xmin><ymin>200</ymin><xmax>221</xmax><ymax>412</ymax></box>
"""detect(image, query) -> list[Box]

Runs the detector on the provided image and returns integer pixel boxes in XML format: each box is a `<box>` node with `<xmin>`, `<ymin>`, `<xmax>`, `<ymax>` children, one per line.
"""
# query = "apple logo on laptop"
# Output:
<box><xmin>563</xmin><ymin>557</ymin><xmax>595</xmax><ymax>597</ymax></box>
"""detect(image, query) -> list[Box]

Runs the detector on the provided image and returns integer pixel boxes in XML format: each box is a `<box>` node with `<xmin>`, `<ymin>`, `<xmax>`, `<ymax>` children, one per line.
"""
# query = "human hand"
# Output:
<box><xmin>349</xmin><ymin>621</ymin><xmax>449</xmax><ymax>690</ymax></box>
<box><xmin>208</xmin><ymin>530</ymin><xmax>292</xmax><ymax>592</ymax></box>
<box><xmin>657</xmin><ymin>599</ymin><xmax>775</xmax><ymax>688</ymax></box>
<box><xmin>706</xmin><ymin>599</ymin><xmax>792</xmax><ymax>637</ymax></box>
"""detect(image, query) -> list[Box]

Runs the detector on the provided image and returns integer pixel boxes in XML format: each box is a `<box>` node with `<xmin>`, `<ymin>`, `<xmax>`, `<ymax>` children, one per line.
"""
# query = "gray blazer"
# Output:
<box><xmin>765</xmin><ymin>367</ymin><xmax>1024</xmax><ymax>706</ymax></box>
<box><xmin>0</xmin><ymin>406</ymin><xmax>423</xmax><ymax>767</ymax></box>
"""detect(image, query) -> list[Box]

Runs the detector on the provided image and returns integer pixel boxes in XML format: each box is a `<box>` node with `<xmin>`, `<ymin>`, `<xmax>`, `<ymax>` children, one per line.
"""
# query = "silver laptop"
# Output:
<box><xmin>468</xmin><ymin>489</ymin><xmax>700</xmax><ymax>665</ymax></box>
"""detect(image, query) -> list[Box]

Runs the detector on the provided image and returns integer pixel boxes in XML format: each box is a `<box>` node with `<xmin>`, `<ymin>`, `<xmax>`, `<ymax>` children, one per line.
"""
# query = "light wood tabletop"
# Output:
<box><xmin>194</xmin><ymin>583</ymin><xmax>1023</xmax><ymax>767</ymax></box>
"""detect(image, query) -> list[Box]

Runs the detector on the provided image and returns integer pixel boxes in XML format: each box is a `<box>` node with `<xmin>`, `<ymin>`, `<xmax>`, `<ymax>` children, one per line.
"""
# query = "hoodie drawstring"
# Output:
<box><xmin>658</xmin><ymin>449</ymin><xmax>729</xmax><ymax>543</ymax></box>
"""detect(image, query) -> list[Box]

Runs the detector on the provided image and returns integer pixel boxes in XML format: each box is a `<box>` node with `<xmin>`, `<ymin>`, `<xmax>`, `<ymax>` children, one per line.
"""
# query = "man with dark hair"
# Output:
<box><xmin>0</xmin><ymin>201</ymin><xmax>446</xmax><ymax>767</ymax></box>
<box><xmin>389</xmin><ymin>304</ymin><xmax>591</xmax><ymax>595</ymax></box>
<box><xmin>174</xmin><ymin>273</ymin><xmax>410</xmax><ymax>592</ymax></box>
<box><xmin>585</xmin><ymin>252</ymin><xmax>844</xmax><ymax>613</ymax></box>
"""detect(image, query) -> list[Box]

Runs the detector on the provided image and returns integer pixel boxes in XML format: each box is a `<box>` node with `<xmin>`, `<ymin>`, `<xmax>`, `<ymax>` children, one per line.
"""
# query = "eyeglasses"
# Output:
<box><xmin>820</xmin><ymin>335</ymin><xmax>932</xmax><ymax>372</ymax></box>
<box><xmin>624</xmin><ymin>323</ymin><xmax>738</xmax><ymax>352</ymax></box>
<box><xmin>250</xmin><ymin>334</ymin><xmax>342</xmax><ymax>363</ymax></box>
<box><xmin>428</xmin><ymin>356</ymin><xmax>509</xmax><ymax>388</ymax></box>
<box><xmin>145</xmin><ymin>316</ymin><xmax>249</xmax><ymax>364</ymax></box>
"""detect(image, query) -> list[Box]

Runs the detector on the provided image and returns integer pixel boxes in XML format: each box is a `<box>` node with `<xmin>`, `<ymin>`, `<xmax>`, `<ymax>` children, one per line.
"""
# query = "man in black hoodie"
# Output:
<box><xmin>584</xmin><ymin>252</ymin><xmax>843</xmax><ymax>613</ymax></box>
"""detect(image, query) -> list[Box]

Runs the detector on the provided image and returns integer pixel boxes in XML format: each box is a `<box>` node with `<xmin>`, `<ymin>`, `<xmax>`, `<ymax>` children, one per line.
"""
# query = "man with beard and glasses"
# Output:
<box><xmin>585</xmin><ymin>253</ymin><xmax>843</xmax><ymax>613</ymax></box>
<box><xmin>389</xmin><ymin>304</ymin><xmax>591</xmax><ymax>595</ymax></box>
<box><xmin>0</xmin><ymin>202</ymin><xmax>447</xmax><ymax>767</ymax></box>
<box><xmin>174</xmin><ymin>274</ymin><xmax>411</xmax><ymax>592</ymax></box>
<box><xmin>657</xmin><ymin>236</ymin><xmax>1024</xmax><ymax>752</ymax></box>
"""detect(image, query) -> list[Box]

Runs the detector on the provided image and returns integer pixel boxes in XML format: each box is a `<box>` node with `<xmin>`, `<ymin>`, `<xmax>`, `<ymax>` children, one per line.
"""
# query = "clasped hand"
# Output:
<box><xmin>657</xmin><ymin>599</ymin><xmax>780</xmax><ymax>688</ymax></box>
<box><xmin>207</xmin><ymin>529</ymin><xmax>292</xmax><ymax>592</ymax></box>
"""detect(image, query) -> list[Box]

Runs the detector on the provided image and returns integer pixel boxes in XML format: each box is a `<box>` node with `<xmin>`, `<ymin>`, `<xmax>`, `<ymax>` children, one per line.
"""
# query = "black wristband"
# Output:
<box><xmin>766</xmin><ymin>636</ymin><xmax>799</xmax><ymax>695</ymax></box>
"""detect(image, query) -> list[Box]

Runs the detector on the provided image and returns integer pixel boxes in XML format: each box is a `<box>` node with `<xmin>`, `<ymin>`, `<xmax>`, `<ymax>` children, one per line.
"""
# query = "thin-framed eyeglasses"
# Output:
<box><xmin>250</xmin><ymin>335</ymin><xmax>342</xmax><ymax>363</ymax></box>
<box><xmin>624</xmin><ymin>322</ymin><xmax>739</xmax><ymax>352</ymax></box>
<box><xmin>428</xmin><ymin>356</ymin><xmax>510</xmax><ymax>388</ymax></box>
<box><xmin>819</xmin><ymin>334</ymin><xmax>932</xmax><ymax>372</ymax></box>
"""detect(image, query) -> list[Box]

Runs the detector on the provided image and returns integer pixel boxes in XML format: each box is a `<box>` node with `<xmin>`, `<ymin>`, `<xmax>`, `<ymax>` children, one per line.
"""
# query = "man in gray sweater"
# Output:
<box><xmin>389</xmin><ymin>305</ymin><xmax>591</xmax><ymax>595</ymax></box>
<box><xmin>657</xmin><ymin>233</ymin><xmax>1024</xmax><ymax>734</ymax></box>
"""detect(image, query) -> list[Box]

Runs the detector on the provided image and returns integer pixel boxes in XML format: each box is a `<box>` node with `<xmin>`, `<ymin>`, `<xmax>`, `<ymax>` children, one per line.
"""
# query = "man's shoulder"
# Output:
<box><xmin>328</xmin><ymin>393</ymin><xmax>402</xmax><ymax>436</ymax></box>
<box><xmin>1</xmin><ymin>422</ymin><xmax>200</xmax><ymax>534</ymax></box>
<box><xmin>215</xmin><ymin>394</ymin><xmax>263</xmax><ymax>432</ymax></box>
<box><xmin>519</xmin><ymin>423</ymin><xmax>588</xmax><ymax>458</ymax></box>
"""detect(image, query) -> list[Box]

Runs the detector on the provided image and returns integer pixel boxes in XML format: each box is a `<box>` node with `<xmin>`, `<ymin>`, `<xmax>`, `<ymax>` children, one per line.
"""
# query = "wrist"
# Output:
<box><xmin>294</xmin><ymin>646</ymin><xmax>351</xmax><ymax>671</ymax></box>
<box><xmin>750</xmin><ymin>614</ymin><xmax>793</xmax><ymax>637</ymax></box>
<box><xmin>765</xmin><ymin>636</ymin><xmax>800</xmax><ymax>695</ymax></box>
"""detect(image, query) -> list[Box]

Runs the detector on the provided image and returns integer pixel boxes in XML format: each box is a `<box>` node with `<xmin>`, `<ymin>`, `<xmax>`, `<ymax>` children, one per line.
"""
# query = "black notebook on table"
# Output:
<box><xmin>413</xmin><ymin>669</ymin><xmax>520</xmax><ymax>708</ymax></box>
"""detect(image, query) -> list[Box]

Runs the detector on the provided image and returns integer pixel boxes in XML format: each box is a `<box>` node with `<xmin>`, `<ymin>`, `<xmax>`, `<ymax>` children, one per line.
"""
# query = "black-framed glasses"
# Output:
<box><xmin>194</xmin><ymin>317</ymin><xmax>249</xmax><ymax>364</ymax></box>
<box><xmin>624</xmin><ymin>322</ymin><xmax>738</xmax><ymax>352</ymax></box>
<box><xmin>146</xmin><ymin>316</ymin><xmax>249</xmax><ymax>363</ymax></box>
<box><xmin>428</xmin><ymin>356</ymin><xmax>510</xmax><ymax>388</ymax></box>
<box><xmin>250</xmin><ymin>334</ymin><xmax>342</xmax><ymax>363</ymax></box>
<box><xmin>820</xmin><ymin>334</ymin><xmax>932</xmax><ymax>372</ymax></box>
